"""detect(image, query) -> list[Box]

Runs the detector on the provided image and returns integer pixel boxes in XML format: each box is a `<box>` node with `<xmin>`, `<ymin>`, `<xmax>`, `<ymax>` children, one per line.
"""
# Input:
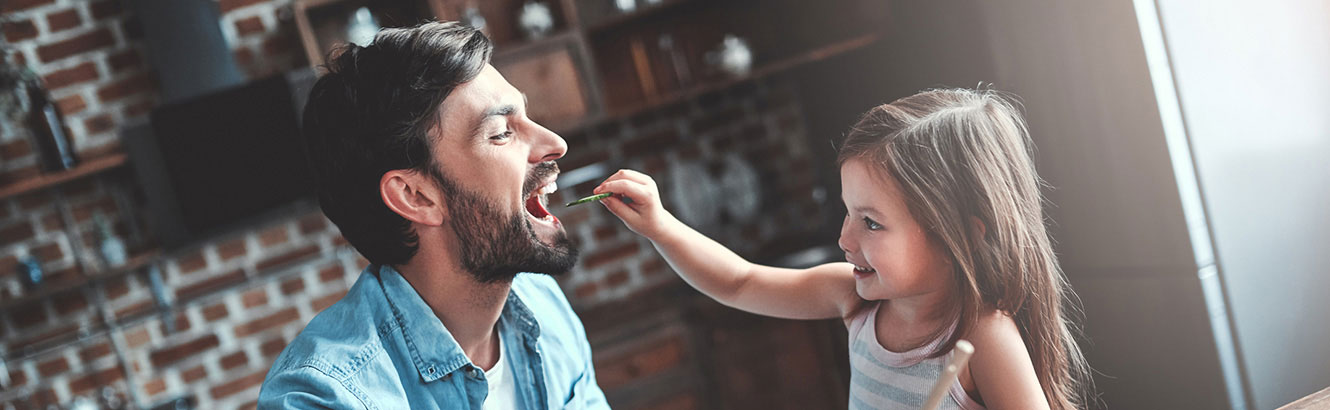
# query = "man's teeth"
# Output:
<box><xmin>540</xmin><ymin>181</ymin><xmax>557</xmax><ymax>195</ymax></box>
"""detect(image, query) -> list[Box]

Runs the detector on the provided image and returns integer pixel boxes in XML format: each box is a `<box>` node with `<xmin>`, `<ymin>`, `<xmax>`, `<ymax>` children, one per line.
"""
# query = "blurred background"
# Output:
<box><xmin>0</xmin><ymin>0</ymin><xmax>1327</xmax><ymax>409</ymax></box>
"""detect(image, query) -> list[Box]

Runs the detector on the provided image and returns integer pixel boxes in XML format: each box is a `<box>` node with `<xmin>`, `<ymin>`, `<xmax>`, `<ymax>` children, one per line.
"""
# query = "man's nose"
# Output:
<box><xmin>530</xmin><ymin>122</ymin><xmax>567</xmax><ymax>163</ymax></box>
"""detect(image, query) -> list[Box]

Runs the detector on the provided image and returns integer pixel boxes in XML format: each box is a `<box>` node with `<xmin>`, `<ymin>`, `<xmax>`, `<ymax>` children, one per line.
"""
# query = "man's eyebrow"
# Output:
<box><xmin>471</xmin><ymin>104</ymin><xmax>518</xmax><ymax>136</ymax></box>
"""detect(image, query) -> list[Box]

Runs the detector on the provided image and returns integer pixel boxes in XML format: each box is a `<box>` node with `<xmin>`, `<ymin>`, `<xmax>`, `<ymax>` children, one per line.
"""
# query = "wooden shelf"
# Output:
<box><xmin>584</xmin><ymin>0</ymin><xmax>703</xmax><ymax>33</ymax></box>
<box><xmin>1</xmin><ymin>250</ymin><xmax>161</xmax><ymax>310</ymax></box>
<box><xmin>0</xmin><ymin>153</ymin><xmax>129</xmax><ymax>201</ymax></box>
<box><xmin>599</xmin><ymin>33</ymin><xmax>879</xmax><ymax>122</ymax></box>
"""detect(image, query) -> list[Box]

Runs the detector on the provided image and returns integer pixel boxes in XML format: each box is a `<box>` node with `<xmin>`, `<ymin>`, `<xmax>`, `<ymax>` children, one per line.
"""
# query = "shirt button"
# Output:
<box><xmin>469</xmin><ymin>368</ymin><xmax>482</xmax><ymax>378</ymax></box>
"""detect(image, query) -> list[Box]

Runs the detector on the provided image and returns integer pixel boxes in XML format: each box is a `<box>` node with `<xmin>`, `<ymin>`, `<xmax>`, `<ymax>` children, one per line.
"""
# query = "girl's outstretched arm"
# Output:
<box><xmin>594</xmin><ymin>169</ymin><xmax>861</xmax><ymax>320</ymax></box>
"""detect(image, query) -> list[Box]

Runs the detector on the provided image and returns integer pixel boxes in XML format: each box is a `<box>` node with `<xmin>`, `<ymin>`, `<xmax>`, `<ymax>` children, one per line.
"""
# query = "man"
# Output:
<box><xmin>258</xmin><ymin>21</ymin><xmax>608</xmax><ymax>409</ymax></box>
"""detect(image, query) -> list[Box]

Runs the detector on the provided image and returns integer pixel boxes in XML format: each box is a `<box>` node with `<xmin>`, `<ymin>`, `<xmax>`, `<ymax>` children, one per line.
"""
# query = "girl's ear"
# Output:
<box><xmin>970</xmin><ymin>216</ymin><xmax>987</xmax><ymax>239</ymax></box>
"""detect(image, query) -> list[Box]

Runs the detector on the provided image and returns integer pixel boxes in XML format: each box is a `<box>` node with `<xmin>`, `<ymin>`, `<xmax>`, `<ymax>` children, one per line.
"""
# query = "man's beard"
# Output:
<box><xmin>430</xmin><ymin>162</ymin><xmax>578</xmax><ymax>284</ymax></box>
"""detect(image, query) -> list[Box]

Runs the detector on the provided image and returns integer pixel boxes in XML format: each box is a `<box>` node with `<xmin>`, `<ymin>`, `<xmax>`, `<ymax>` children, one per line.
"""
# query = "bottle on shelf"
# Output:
<box><xmin>21</xmin><ymin>65</ymin><xmax>80</xmax><ymax>171</ymax></box>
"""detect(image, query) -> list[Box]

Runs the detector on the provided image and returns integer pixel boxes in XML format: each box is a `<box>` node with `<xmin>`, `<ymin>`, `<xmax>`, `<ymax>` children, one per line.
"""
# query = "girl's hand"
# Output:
<box><xmin>594</xmin><ymin>169</ymin><xmax>675</xmax><ymax>239</ymax></box>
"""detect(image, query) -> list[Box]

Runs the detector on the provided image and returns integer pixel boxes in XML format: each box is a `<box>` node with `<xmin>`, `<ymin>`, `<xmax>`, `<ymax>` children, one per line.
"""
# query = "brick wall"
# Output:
<box><xmin>1</xmin><ymin>1</ymin><xmax>835</xmax><ymax>408</ymax></box>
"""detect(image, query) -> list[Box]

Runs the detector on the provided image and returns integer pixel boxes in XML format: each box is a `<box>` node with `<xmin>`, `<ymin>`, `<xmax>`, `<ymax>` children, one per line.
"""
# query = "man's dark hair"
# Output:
<box><xmin>302</xmin><ymin>21</ymin><xmax>492</xmax><ymax>265</ymax></box>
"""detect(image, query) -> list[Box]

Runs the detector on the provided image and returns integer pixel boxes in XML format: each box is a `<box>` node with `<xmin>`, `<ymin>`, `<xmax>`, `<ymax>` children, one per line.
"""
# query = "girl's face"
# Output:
<box><xmin>838</xmin><ymin>159</ymin><xmax>955</xmax><ymax>301</ymax></box>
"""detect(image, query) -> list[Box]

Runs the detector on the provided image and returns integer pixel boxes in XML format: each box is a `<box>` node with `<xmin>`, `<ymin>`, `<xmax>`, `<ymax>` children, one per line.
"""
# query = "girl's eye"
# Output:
<box><xmin>490</xmin><ymin>131</ymin><xmax>514</xmax><ymax>141</ymax></box>
<box><xmin>863</xmin><ymin>217</ymin><xmax>883</xmax><ymax>231</ymax></box>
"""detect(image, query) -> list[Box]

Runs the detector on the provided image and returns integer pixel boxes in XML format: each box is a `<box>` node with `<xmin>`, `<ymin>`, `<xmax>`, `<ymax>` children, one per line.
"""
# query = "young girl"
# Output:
<box><xmin>593</xmin><ymin>88</ymin><xmax>1091</xmax><ymax>409</ymax></box>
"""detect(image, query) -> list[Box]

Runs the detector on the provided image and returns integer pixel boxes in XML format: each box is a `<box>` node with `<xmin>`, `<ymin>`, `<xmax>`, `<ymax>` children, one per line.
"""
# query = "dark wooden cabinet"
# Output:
<box><xmin>293</xmin><ymin>0</ymin><xmax>884</xmax><ymax>133</ymax></box>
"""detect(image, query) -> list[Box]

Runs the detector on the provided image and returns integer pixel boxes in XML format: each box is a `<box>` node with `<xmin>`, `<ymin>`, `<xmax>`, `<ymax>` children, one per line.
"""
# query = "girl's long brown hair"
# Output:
<box><xmin>838</xmin><ymin>88</ymin><xmax>1092</xmax><ymax>409</ymax></box>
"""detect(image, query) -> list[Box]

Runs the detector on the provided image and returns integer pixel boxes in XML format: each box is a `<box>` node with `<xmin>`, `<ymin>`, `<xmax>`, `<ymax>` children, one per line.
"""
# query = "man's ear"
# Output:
<box><xmin>380</xmin><ymin>169</ymin><xmax>446</xmax><ymax>226</ymax></box>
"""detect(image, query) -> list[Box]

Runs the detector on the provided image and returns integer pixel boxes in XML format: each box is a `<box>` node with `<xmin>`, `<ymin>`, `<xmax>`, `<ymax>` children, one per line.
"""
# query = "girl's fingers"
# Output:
<box><xmin>598</xmin><ymin>179</ymin><xmax>654</xmax><ymax>206</ymax></box>
<box><xmin>612</xmin><ymin>169</ymin><xmax>656</xmax><ymax>188</ymax></box>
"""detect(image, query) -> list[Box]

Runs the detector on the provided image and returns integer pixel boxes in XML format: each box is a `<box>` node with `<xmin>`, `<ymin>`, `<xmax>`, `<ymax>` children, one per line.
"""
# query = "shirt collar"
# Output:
<box><xmin>375</xmin><ymin>265</ymin><xmax>543</xmax><ymax>382</ymax></box>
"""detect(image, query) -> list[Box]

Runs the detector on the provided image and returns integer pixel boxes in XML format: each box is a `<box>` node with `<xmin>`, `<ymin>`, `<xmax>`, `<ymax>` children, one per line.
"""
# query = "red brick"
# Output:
<box><xmin>233</xmin><ymin>307</ymin><xmax>299</xmax><ymax>337</ymax></box>
<box><xmin>176</xmin><ymin>250</ymin><xmax>207</xmax><ymax>275</ymax></box>
<box><xmin>68</xmin><ymin>366</ymin><xmax>124</xmax><ymax>394</ymax></box>
<box><xmin>217</xmin><ymin>238</ymin><xmax>247</xmax><ymax>261</ymax></box>
<box><xmin>36</xmin><ymin>27</ymin><xmax>114</xmax><ymax>63</ymax></box>
<box><xmin>298</xmin><ymin>213</ymin><xmax>327</xmax><ymax>234</ymax></box>
<box><xmin>175</xmin><ymin>269</ymin><xmax>246</xmax><ymax>302</ymax></box>
<box><xmin>45</xmin><ymin>8</ymin><xmax>82</xmax><ymax>32</ymax></box>
<box><xmin>1</xmin><ymin>138</ymin><xmax>32</xmax><ymax>160</ymax></box>
<box><xmin>583</xmin><ymin>241</ymin><xmax>641</xmax><ymax>270</ymax></box>
<box><xmin>2</xmin><ymin>19</ymin><xmax>38</xmax><ymax>42</ymax></box>
<box><xmin>311</xmin><ymin>289</ymin><xmax>346</xmax><ymax>312</ymax></box>
<box><xmin>53</xmin><ymin>289</ymin><xmax>88</xmax><ymax>315</ymax></box>
<box><xmin>219</xmin><ymin>0</ymin><xmax>265</xmax><ymax>13</ymax></box>
<box><xmin>96</xmin><ymin>71</ymin><xmax>155</xmax><ymax>103</ymax></box>
<box><xmin>8</xmin><ymin>300</ymin><xmax>48</xmax><ymax>330</ymax></box>
<box><xmin>105</xmin><ymin>276</ymin><xmax>130</xmax><ymax>300</ymax></box>
<box><xmin>241</xmin><ymin>287</ymin><xmax>267</xmax><ymax>309</ymax></box>
<box><xmin>606</xmin><ymin>269</ymin><xmax>630</xmax><ymax>287</ymax></box>
<box><xmin>258</xmin><ymin>225</ymin><xmax>288</xmax><ymax>246</ymax></box>
<box><xmin>592</xmin><ymin>225</ymin><xmax>618</xmax><ymax>241</ymax></box>
<box><xmin>260</xmin><ymin>336</ymin><xmax>287</xmax><ymax>358</ymax></box>
<box><xmin>80</xmin><ymin>342</ymin><xmax>112</xmax><ymax>362</ymax></box>
<box><xmin>219</xmin><ymin>351</ymin><xmax>247</xmax><ymax>370</ymax></box>
<box><xmin>106</xmin><ymin>48</ymin><xmax>141</xmax><ymax>73</ymax></box>
<box><xmin>233</xmin><ymin>47</ymin><xmax>254</xmax><ymax>67</ymax></box>
<box><xmin>0</xmin><ymin>221</ymin><xmax>35</xmax><ymax>248</ymax></box>
<box><xmin>56</xmin><ymin>94</ymin><xmax>87</xmax><ymax>114</ymax></box>
<box><xmin>2</xmin><ymin>0</ymin><xmax>55</xmax><ymax>12</ymax></box>
<box><xmin>166</xmin><ymin>311</ymin><xmax>191</xmax><ymax>333</ymax></box>
<box><xmin>202</xmin><ymin>302</ymin><xmax>229</xmax><ymax>322</ymax></box>
<box><xmin>574</xmin><ymin>282</ymin><xmax>598</xmax><ymax>299</ymax></box>
<box><xmin>233</xmin><ymin>16</ymin><xmax>265</xmax><ymax>37</ymax></box>
<box><xmin>149</xmin><ymin>334</ymin><xmax>219</xmax><ymax>367</ymax></box>
<box><xmin>143</xmin><ymin>377</ymin><xmax>166</xmax><ymax>396</ymax></box>
<box><xmin>262</xmin><ymin>34</ymin><xmax>294</xmax><ymax>57</ymax></box>
<box><xmin>83</xmin><ymin>113</ymin><xmax>115</xmax><ymax>134</ymax></box>
<box><xmin>37</xmin><ymin>356</ymin><xmax>70</xmax><ymax>377</ymax></box>
<box><xmin>317</xmin><ymin>264</ymin><xmax>343</xmax><ymax>283</ymax></box>
<box><xmin>181</xmin><ymin>364</ymin><xmax>207</xmax><ymax>383</ymax></box>
<box><xmin>281</xmin><ymin>276</ymin><xmax>305</xmax><ymax>295</ymax></box>
<box><xmin>123</xmin><ymin>325</ymin><xmax>151</xmax><ymax>348</ymax></box>
<box><xmin>594</xmin><ymin>336</ymin><xmax>686</xmax><ymax>391</ymax></box>
<box><xmin>13</xmin><ymin>49</ymin><xmax>29</xmax><ymax>67</ymax></box>
<box><xmin>25</xmin><ymin>388</ymin><xmax>60</xmax><ymax>409</ymax></box>
<box><xmin>256</xmin><ymin>244</ymin><xmax>319</xmax><ymax>272</ymax></box>
<box><xmin>639</xmin><ymin>257</ymin><xmax>670</xmax><ymax>277</ymax></box>
<box><xmin>209</xmin><ymin>369</ymin><xmax>266</xmax><ymax>399</ymax></box>
<box><xmin>123</xmin><ymin>97</ymin><xmax>156</xmax><ymax>118</ymax></box>
<box><xmin>8</xmin><ymin>368</ymin><xmax>30</xmax><ymax>387</ymax></box>
<box><xmin>89</xmin><ymin>0</ymin><xmax>121</xmax><ymax>19</ymax></box>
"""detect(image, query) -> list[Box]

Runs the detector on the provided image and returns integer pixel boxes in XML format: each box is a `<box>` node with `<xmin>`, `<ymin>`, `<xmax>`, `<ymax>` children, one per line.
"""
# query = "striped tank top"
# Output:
<box><xmin>847</xmin><ymin>302</ymin><xmax>985</xmax><ymax>410</ymax></box>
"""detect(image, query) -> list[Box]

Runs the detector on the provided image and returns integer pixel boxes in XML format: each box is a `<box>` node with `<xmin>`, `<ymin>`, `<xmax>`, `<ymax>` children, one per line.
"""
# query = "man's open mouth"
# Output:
<box><xmin>525</xmin><ymin>180</ymin><xmax>558</xmax><ymax>223</ymax></box>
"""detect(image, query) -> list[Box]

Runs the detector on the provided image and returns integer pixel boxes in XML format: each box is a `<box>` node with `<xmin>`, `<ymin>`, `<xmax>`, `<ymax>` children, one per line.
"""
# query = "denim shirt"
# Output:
<box><xmin>258</xmin><ymin>264</ymin><xmax>609</xmax><ymax>409</ymax></box>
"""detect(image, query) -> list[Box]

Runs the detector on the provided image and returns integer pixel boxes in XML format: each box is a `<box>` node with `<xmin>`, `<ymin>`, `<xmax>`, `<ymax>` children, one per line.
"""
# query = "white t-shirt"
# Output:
<box><xmin>482</xmin><ymin>335</ymin><xmax>518</xmax><ymax>410</ymax></box>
